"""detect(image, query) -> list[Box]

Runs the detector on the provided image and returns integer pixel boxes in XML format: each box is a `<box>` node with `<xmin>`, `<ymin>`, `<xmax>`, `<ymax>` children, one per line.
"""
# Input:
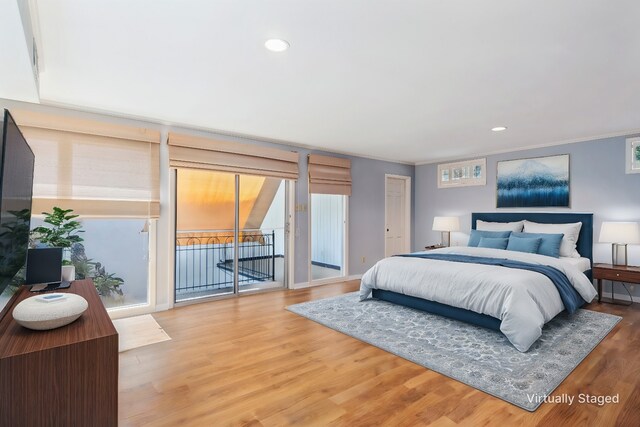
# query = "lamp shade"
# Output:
<box><xmin>599</xmin><ymin>222</ymin><xmax>640</xmax><ymax>244</ymax></box>
<box><xmin>432</xmin><ymin>216</ymin><xmax>460</xmax><ymax>232</ymax></box>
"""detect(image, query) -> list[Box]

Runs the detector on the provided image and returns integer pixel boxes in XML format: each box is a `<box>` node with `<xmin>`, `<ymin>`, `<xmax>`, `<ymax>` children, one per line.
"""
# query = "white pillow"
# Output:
<box><xmin>522</xmin><ymin>220</ymin><xmax>582</xmax><ymax>258</ymax></box>
<box><xmin>476</xmin><ymin>220</ymin><xmax>524</xmax><ymax>232</ymax></box>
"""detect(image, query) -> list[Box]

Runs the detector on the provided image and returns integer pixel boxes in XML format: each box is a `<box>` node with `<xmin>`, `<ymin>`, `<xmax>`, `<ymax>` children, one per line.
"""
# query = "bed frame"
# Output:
<box><xmin>372</xmin><ymin>212</ymin><xmax>594</xmax><ymax>331</ymax></box>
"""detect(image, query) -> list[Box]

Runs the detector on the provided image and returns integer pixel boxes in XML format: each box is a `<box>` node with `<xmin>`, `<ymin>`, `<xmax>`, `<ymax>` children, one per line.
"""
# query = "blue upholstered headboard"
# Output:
<box><xmin>471</xmin><ymin>212</ymin><xmax>593</xmax><ymax>278</ymax></box>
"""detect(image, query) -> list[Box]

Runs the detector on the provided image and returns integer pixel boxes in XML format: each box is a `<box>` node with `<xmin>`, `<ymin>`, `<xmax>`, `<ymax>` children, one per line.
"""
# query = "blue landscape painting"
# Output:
<box><xmin>497</xmin><ymin>154</ymin><xmax>569</xmax><ymax>208</ymax></box>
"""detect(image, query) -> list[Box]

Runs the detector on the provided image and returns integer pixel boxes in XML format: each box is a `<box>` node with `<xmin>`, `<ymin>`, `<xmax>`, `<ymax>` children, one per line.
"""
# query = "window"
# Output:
<box><xmin>310</xmin><ymin>193</ymin><xmax>346</xmax><ymax>281</ymax></box>
<box><xmin>15</xmin><ymin>111</ymin><xmax>160</xmax><ymax>311</ymax></box>
<box><xmin>307</xmin><ymin>154</ymin><xmax>351</xmax><ymax>282</ymax></box>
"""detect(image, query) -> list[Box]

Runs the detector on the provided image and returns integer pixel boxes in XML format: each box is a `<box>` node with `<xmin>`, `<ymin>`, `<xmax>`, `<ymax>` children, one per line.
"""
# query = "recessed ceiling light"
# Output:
<box><xmin>491</xmin><ymin>126</ymin><xmax>507</xmax><ymax>132</ymax></box>
<box><xmin>265</xmin><ymin>39</ymin><xmax>290</xmax><ymax>52</ymax></box>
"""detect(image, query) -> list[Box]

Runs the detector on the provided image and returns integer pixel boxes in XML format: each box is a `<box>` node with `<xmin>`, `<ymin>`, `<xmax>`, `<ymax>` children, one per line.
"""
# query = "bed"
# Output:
<box><xmin>360</xmin><ymin>212</ymin><xmax>597</xmax><ymax>352</ymax></box>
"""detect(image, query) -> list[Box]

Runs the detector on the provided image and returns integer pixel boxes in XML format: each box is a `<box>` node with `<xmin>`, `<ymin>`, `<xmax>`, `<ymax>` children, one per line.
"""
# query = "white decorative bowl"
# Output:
<box><xmin>12</xmin><ymin>293</ymin><xmax>88</xmax><ymax>331</ymax></box>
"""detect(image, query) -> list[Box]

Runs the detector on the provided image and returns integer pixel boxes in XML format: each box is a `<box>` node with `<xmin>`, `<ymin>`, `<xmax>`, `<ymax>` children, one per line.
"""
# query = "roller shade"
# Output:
<box><xmin>308</xmin><ymin>154</ymin><xmax>352</xmax><ymax>196</ymax></box>
<box><xmin>168</xmin><ymin>132</ymin><xmax>299</xmax><ymax>180</ymax></box>
<box><xmin>13</xmin><ymin>111</ymin><xmax>160</xmax><ymax>218</ymax></box>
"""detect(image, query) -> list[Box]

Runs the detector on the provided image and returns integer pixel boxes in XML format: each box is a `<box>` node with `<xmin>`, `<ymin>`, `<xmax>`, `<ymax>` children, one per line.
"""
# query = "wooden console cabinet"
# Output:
<box><xmin>0</xmin><ymin>279</ymin><xmax>118</xmax><ymax>427</ymax></box>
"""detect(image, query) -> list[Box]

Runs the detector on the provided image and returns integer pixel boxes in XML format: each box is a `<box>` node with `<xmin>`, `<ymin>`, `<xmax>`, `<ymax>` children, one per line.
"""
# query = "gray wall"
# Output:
<box><xmin>1</xmin><ymin>98</ymin><xmax>414</xmax><ymax>295</ymax></box>
<box><xmin>293</xmin><ymin>149</ymin><xmax>414</xmax><ymax>283</ymax></box>
<box><xmin>415</xmin><ymin>134</ymin><xmax>640</xmax><ymax>297</ymax></box>
<box><xmin>163</xmin><ymin>126</ymin><xmax>415</xmax><ymax>285</ymax></box>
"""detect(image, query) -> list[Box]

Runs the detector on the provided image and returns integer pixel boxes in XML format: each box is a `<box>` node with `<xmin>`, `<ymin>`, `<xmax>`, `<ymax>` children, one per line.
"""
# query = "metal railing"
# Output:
<box><xmin>175</xmin><ymin>229</ymin><xmax>277</xmax><ymax>295</ymax></box>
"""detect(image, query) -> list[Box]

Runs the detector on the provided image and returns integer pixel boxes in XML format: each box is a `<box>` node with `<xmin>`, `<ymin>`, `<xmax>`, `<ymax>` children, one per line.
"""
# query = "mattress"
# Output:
<box><xmin>559</xmin><ymin>256</ymin><xmax>591</xmax><ymax>272</ymax></box>
<box><xmin>360</xmin><ymin>246</ymin><xmax>598</xmax><ymax>352</ymax></box>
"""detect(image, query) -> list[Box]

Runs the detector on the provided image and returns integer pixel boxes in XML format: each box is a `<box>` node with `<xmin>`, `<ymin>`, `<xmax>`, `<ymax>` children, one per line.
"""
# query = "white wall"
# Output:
<box><xmin>259</xmin><ymin>180</ymin><xmax>285</xmax><ymax>256</ymax></box>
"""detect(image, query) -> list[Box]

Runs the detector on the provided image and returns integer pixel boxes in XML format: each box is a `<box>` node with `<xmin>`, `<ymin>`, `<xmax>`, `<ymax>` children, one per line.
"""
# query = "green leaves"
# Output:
<box><xmin>30</xmin><ymin>207</ymin><xmax>84</xmax><ymax>249</ymax></box>
<box><xmin>70</xmin><ymin>243</ymin><xmax>125</xmax><ymax>297</ymax></box>
<box><xmin>32</xmin><ymin>207</ymin><xmax>125</xmax><ymax>298</ymax></box>
<box><xmin>92</xmin><ymin>262</ymin><xmax>124</xmax><ymax>297</ymax></box>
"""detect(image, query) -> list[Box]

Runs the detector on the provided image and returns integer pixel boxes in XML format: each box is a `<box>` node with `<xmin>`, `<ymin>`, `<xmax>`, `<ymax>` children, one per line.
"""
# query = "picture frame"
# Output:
<box><xmin>626</xmin><ymin>137</ymin><xmax>640</xmax><ymax>174</ymax></box>
<box><xmin>437</xmin><ymin>158</ymin><xmax>486</xmax><ymax>188</ymax></box>
<box><xmin>496</xmin><ymin>154</ymin><xmax>570</xmax><ymax>208</ymax></box>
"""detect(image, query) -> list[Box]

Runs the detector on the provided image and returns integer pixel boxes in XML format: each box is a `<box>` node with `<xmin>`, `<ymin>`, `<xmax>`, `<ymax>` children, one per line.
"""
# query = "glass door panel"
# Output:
<box><xmin>238</xmin><ymin>175</ymin><xmax>286</xmax><ymax>292</ymax></box>
<box><xmin>310</xmin><ymin>193</ymin><xmax>345</xmax><ymax>281</ymax></box>
<box><xmin>175</xmin><ymin>169</ymin><xmax>236</xmax><ymax>302</ymax></box>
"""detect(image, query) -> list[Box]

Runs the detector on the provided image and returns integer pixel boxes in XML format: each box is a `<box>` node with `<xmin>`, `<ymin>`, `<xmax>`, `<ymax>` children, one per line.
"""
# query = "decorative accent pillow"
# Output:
<box><xmin>468</xmin><ymin>230</ymin><xmax>512</xmax><ymax>247</ymax></box>
<box><xmin>523</xmin><ymin>221</ymin><xmax>582</xmax><ymax>258</ymax></box>
<box><xmin>506</xmin><ymin>236</ymin><xmax>542</xmax><ymax>254</ymax></box>
<box><xmin>511</xmin><ymin>232</ymin><xmax>564</xmax><ymax>258</ymax></box>
<box><xmin>476</xmin><ymin>220</ymin><xmax>524</xmax><ymax>232</ymax></box>
<box><xmin>478</xmin><ymin>237</ymin><xmax>509</xmax><ymax>250</ymax></box>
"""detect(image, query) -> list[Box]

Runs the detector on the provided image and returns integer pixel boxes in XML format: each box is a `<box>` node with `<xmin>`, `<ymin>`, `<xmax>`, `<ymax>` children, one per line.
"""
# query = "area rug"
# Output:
<box><xmin>287</xmin><ymin>292</ymin><xmax>621</xmax><ymax>411</ymax></box>
<box><xmin>113</xmin><ymin>314</ymin><xmax>171</xmax><ymax>352</ymax></box>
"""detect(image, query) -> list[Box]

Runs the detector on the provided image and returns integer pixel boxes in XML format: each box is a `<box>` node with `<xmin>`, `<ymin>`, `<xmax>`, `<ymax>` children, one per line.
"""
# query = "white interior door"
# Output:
<box><xmin>385</xmin><ymin>176</ymin><xmax>408</xmax><ymax>257</ymax></box>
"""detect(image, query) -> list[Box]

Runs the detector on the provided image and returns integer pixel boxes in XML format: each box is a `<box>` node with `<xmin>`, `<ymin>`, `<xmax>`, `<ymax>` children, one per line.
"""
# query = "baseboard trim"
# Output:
<box><xmin>154</xmin><ymin>303</ymin><xmax>173</xmax><ymax>312</ymax></box>
<box><xmin>292</xmin><ymin>274</ymin><xmax>362</xmax><ymax>290</ymax></box>
<box><xmin>597</xmin><ymin>291</ymin><xmax>638</xmax><ymax>305</ymax></box>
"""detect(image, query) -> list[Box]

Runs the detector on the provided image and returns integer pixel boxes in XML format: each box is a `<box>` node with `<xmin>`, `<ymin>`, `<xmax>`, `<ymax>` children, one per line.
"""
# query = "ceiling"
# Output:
<box><xmin>6</xmin><ymin>1</ymin><xmax>640</xmax><ymax>163</ymax></box>
<box><xmin>0</xmin><ymin>0</ymin><xmax>39</xmax><ymax>102</ymax></box>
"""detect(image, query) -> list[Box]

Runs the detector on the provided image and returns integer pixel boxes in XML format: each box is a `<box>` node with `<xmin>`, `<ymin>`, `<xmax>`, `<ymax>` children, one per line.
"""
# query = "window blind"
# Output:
<box><xmin>13</xmin><ymin>111</ymin><xmax>161</xmax><ymax>218</ymax></box>
<box><xmin>168</xmin><ymin>132</ymin><xmax>299</xmax><ymax>180</ymax></box>
<box><xmin>308</xmin><ymin>154</ymin><xmax>352</xmax><ymax>196</ymax></box>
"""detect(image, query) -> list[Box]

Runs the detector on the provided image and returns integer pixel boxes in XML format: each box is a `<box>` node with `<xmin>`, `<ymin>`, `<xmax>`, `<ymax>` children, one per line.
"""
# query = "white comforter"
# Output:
<box><xmin>360</xmin><ymin>246</ymin><xmax>598</xmax><ymax>352</ymax></box>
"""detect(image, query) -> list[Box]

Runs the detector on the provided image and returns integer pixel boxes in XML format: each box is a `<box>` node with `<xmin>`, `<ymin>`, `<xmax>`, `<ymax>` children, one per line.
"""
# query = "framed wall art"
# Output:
<box><xmin>626</xmin><ymin>137</ymin><xmax>640</xmax><ymax>174</ymax></box>
<box><xmin>437</xmin><ymin>158</ymin><xmax>486</xmax><ymax>189</ymax></box>
<box><xmin>497</xmin><ymin>154</ymin><xmax>570</xmax><ymax>208</ymax></box>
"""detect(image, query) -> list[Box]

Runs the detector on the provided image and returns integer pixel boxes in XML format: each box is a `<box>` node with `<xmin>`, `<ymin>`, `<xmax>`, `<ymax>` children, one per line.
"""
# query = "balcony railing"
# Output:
<box><xmin>175</xmin><ymin>229</ymin><xmax>277</xmax><ymax>297</ymax></box>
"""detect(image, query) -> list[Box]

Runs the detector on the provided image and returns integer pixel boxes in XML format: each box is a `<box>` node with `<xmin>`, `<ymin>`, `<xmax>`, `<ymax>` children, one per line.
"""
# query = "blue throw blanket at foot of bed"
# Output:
<box><xmin>395</xmin><ymin>253</ymin><xmax>585</xmax><ymax>314</ymax></box>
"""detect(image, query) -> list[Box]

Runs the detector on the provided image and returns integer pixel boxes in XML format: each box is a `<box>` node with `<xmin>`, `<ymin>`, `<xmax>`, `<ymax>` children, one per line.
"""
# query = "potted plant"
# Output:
<box><xmin>30</xmin><ymin>207</ymin><xmax>126</xmax><ymax>300</ymax></box>
<box><xmin>70</xmin><ymin>244</ymin><xmax>124</xmax><ymax>300</ymax></box>
<box><xmin>30</xmin><ymin>207</ymin><xmax>84</xmax><ymax>281</ymax></box>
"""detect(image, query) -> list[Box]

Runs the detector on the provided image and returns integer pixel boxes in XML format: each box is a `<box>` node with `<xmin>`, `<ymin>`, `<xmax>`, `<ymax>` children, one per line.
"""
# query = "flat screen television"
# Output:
<box><xmin>0</xmin><ymin>110</ymin><xmax>35</xmax><ymax>320</ymax></box>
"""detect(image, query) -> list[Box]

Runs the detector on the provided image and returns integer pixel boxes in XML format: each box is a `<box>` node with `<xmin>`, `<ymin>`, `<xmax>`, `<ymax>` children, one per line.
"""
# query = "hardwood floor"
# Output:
<box><xmin>119</xmin><ymin>281</ymin><xmax>640</xmax><ymax>426</ymax></box>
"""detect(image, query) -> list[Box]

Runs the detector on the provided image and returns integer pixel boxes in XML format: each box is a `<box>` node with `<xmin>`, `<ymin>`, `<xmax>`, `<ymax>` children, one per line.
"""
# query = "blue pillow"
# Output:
<box><xmin>510</xmin><ymin>232</ymin><xmax>564</xmax><ymax>258</ymax></box>
<box><xmin>477</xmin><ymin>237</ymin><xmax>509</xmax><ymax>250</ymax></box>
<box><xmin>468</xmin><ymin>230</ymin><xmax>512</xmax><ymax>247</ymax></box>
<box><xmin>507</xmin><ymin>236</ymin><xmax>542</xmax><ymax>254</ymax></box>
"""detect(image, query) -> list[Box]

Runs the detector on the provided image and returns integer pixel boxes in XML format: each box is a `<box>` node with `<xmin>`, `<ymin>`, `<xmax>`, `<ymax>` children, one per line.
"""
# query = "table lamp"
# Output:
<box><xmin>599</xmin><ymin>221</ymin><xmax>640</xmax><ymax>266</ymax></box>
<box><xmin>432</xmin><ymin>216</ymin><xmax>460</xmax><ymax>247</ymax></box>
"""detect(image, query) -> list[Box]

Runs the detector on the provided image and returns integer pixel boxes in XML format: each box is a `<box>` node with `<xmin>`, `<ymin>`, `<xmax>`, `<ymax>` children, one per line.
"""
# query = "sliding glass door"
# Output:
<box><xmin>174</xmin><ymin>169</ymin><xmax>287</xmax><ymax>302</ymax></box>
<box><xmin>238</xmin><ymin>175</ymin><xmax>286</xmax><ymax>292</ymax></box>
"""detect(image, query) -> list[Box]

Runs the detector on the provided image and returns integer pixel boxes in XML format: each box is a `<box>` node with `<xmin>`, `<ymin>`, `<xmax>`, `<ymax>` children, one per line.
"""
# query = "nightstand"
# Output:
<box><xmin>424</xmin><ymin>245</ymin><xmax>446</xmax><ymax>251</ymax></box>
<box><xmin>592</xmin><ymin>263</ymin><xmax>640</xmax><ymax>305</ymax></box>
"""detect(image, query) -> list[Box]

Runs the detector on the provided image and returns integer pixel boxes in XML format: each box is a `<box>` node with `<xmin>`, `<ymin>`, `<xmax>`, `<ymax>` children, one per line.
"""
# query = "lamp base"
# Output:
<box><xmin>440</xmin><ymin>231</ymin><xmax>451</xmax><ymax>247</ymax></box>
<box><xmin>611</xmin><ymin>243</ymin><xmax>628</xmax><ymax>266</ymax></box>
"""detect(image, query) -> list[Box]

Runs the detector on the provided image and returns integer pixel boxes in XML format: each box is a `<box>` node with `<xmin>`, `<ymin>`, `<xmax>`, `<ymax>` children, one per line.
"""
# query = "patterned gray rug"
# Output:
<box><xmin>287</xmin><ymin>292</ymin><xmax>621</xmax><ymax>411</ymax></box>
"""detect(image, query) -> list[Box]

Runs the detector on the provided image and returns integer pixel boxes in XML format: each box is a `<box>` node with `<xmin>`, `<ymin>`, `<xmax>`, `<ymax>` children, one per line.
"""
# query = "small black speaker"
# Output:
<box><xmin>26</xmin><ymin>248</ymin><xmax>63</xmax><ymax>285</ymax></box>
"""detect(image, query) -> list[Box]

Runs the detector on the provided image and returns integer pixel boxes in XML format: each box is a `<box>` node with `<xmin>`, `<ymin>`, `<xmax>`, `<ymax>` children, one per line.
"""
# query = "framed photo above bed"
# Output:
<box><xmin>437</xmin><ymin>158</ymin><xmax>486</xmax><ymax>188</ymax></box>
<box><xmin>497</xmin><ymin>154</ymin><xmax>570</xmax><ymax>208</ymax></box>
<box><xmin>626</xmin><ymin>137</ymin><xmax>640</xmax><ymax>174</ymax></box>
